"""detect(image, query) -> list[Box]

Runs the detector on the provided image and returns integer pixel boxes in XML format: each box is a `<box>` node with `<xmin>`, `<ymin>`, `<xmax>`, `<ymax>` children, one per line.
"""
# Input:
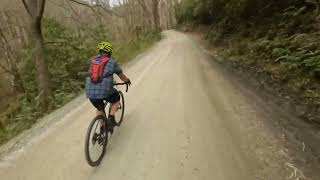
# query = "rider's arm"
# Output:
<box><xmin>113</xmin><ymin>61</ymin><xmax>131</xmax><ymax>85</ymax></box>
<box><xmin>118</xmin><ymin>73</ymin><xmax>130</xmax><ymax>83</ymax></box>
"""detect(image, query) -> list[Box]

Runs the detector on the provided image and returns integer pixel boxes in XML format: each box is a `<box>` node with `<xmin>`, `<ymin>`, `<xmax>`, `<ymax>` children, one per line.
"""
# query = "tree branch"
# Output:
<box><xmin>0</xmin><ymin>70</ymin><xmax>8</xmax><ymax>75</ymax></box>
<box><xmin>65</xmin><ymin>0</ymin><xmax>81</xmax><ymax>17</ymax></box>
<box><xmin>64</xmin><ymin>16</ymin><xmax>82</xmax><ymax>24</ymax></box>
<box><xmin>43</xmin><ymin>41</ymin><xmax>81</xmax><ymax>50</ymax></box>
<box><xmin>0</xmin><ymin>31</ymin><xmax>13</xmax><ymax>74</ymax></box>
<box><xmin>21</xmin><ymin>0</ymin><xmax>32</xmax><ymax>16</ymax></box>
<box><xmin>47</xmin><ymin>0</ymin><xmax>82</xmax><ymax>23</ymax></box>
<box><xmin>0</xmin><ymin>63</ymin><xmax>11</xmax><ymax>74</ymax></box>
<box><xmin>137</xmin><ymin>0</ymin><xmax>150</xmax><ymax>14</ymax></box>
<box><xmin>89</xmin><ymin>6</ymin><xmax>105</xmax><ymax>17</ymax></box>
<box><xmin>38</xmin><ymin>0</ymin><xmax>46</xmax><ymax>18</ymax></box>
<box><xmin>69</xmin><ymin>0</ymin><xmax>123</xmax><ymax>18</ymax></box>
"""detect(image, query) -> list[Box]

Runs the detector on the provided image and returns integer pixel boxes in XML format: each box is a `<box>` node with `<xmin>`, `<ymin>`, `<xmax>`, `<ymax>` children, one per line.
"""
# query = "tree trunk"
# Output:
<box><xmin>31</xmin><ymin>17</ymin><xmax>50</xmax><ymax>106</ymax></box>
<box><xmin>152</xmin><ymin>0</ymin><xmax>160</xmax><ymax>32</ymax></box>
<box><xmin>168</xmin><ymin>0</ymin><xmax>174</xmax><ymax>29</ymax></box>
<box><xmin>137</xmin><ymin>0</ymin><xmax>152</xmax><ymax>32</ymax></box>
<box><xmin>22</xmin><ymin>0</ymin><xmax>50</xmax><ymax>108</ymax></box>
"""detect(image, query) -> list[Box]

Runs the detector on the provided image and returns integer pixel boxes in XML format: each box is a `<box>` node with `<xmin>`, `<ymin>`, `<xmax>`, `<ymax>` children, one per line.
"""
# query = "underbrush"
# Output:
<box><xmin>176</xmin><ymin>0</ymin><xmax>320</xmax><ymax>124</ymax></box>
<box><xmin>0</xmin><ymin>18</ymin><xmax>160</xmax><ymax>145</ymax></box>
<box><xmin>208</xmin><ymin>15</ymin><xmax>320</xmax><ymax>124</ymax></box>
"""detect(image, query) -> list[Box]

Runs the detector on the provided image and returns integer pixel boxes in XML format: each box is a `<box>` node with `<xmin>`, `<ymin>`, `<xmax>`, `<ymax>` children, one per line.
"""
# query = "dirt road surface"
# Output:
<box><xmin>0</xmin><ymin>31</ymin><xmax>315</xmax><ymax>180</ymax></box>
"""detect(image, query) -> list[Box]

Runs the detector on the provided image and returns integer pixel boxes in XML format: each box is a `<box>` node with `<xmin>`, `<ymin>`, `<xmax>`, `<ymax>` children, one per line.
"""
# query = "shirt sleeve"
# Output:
<box><xmin>113</xmin><ymin>61</ymin><xmax>123</xmax><ymax>75</ymax></box>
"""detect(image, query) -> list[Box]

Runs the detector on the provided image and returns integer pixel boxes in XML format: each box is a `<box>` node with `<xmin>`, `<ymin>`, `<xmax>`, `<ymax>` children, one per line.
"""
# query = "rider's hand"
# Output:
<box><xmin>126</xmin><ymin>79</ymin><xmax>131</xmax><ymax>86</ymax></box>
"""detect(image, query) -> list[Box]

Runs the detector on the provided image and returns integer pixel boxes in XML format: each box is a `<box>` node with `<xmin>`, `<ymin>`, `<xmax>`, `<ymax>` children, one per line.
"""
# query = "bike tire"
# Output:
<box><xmin>85</xmin><ymin>115</ymin><xmax>107</xmax><ymax>166</ymax></box>
<box><xmin>109</xmin><ymin>91</ymin><xmax>125</xmax><ymax>126</ymax></box>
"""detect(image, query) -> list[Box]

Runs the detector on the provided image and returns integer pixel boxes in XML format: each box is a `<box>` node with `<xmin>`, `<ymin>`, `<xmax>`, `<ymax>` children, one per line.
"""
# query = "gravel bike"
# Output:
<box><xmin>85</xmin><ymin>82</ymin><xmax>129</xmax><ymax>166</ymax></box>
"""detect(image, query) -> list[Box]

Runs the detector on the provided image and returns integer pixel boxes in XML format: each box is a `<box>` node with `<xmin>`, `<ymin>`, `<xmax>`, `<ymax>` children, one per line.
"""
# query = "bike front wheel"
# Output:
<box><xmin>85</xmin><ymin>115</ymin><xmax>107</xmax><ymax>166</ymax></box>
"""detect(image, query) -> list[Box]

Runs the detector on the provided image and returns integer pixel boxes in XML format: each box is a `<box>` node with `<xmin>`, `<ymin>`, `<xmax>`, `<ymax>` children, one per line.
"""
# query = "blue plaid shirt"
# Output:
<box><xmin>85</xmin><ymin>55</ymin><xmax>123</xmax><ymax>99</ymax></box>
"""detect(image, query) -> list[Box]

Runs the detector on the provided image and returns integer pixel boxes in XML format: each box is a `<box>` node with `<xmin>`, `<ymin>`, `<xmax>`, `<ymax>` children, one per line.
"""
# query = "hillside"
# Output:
<box><xmin>177</xmin><ymin>0</ymin><xmax>320</xmax><ymax>125</ymax></box>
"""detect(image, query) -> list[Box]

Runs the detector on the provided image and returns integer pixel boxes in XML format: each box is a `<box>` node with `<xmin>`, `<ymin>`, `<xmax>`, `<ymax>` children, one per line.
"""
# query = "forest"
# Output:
<box><xmin>0</xmin><ymin>0</ymin><xmax>177</xmax><ymax>144</ymax></box>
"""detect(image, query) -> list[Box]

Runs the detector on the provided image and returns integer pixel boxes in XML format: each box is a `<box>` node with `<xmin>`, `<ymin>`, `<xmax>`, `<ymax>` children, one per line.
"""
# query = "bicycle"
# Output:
<box><xmin>84</xmin><ymin>82</ymin><xmax>129</xmax><ymax>166</ymax></box>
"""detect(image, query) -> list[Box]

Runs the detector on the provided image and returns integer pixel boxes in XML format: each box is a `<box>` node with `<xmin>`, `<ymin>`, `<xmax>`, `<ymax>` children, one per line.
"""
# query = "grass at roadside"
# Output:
<box><xmin>114</xmin><ymin>32</ymin><xmax>161</xmax><ymax>64</ymax></box>
<box><xmin>0</xmin><ymin>19</ymin><xmax>160</xmax><ymax>146</ymax></box>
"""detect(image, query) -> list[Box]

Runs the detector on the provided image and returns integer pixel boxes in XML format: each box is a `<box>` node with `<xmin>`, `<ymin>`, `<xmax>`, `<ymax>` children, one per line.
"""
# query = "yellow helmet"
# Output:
<box><xmin>97</xmin><ymin>42</ymin><xmax>113</xmax><ymax>53</ymax></box>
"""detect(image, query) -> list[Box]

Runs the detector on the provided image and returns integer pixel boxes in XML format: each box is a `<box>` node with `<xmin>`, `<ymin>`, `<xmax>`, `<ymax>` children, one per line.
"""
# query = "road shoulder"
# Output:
<box><xmin>188</xmin><ymin>32</ymin><xmax>320</xmax><ymax>179</ymax></box>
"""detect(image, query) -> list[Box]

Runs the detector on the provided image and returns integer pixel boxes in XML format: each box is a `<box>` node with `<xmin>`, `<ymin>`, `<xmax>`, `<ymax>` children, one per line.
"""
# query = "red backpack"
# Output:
<box><xmin>90</xmin><ymin>56</ymin><xmax>111</xmax><ymax>83</ymax></box>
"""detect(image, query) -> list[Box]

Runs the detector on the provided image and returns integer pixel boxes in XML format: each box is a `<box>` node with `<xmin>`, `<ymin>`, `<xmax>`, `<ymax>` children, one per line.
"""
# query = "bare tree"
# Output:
<box><xmin>0</xmin><ymin>10</ymin><xmax>27</xmax><ymax>93</ymax></box>
<box><xmin>152</xmin><ymin>0</ymin><xmax>160</xmax><ymax>31</ymax></box>
<box><xmin>0</xmin><ymin>30</ymin><xmax>25</xmax><ymax>93</ymax></box>
<box><xmin>158</xmin><ymin>0</ymin><xmax>176</xmax><ymax>30</ymax></box>
<box><xmin>22</xmin><ymin>0</ymin><xmax>50</xmax><ymax>107</ymax></box>
<box><xmin>137</xmin><ymin>0</ymin><xmax>152</xmax><ymax>31</ymax></box>
<box><xmin>69</xmin><ymin>0</ymin><xmax>123</xmax><ymax>17</ymax></box>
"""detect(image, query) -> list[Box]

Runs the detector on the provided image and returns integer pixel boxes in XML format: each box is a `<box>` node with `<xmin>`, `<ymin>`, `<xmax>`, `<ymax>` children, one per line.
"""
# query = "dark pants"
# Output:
<box><xmin>89</xmin><ymin>92</ymin><xmax>120</xmax><ymax>111</ymax></box>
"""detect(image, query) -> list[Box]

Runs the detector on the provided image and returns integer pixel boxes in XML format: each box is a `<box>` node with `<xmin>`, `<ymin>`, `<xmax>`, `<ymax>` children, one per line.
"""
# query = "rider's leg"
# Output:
<box><xmin>109</xmin><ymin>100</ymin><xmax>120</xmax><ymax>116</ymax></box>
<box><xmin>108</xmin><ymin>97</ymin><xmax>120</xmax><ymax>128</ymax></box>
<box><xmin>107</xmin><ymin>91</ymin><xmax>121</xmax><ymax>119</ymax></box>
<box><xmin>108</xmin><ymin>100</ymin><xmax>120</xmax><ymax>127</ymax></box>
<box><xmin>90</xmin><ymin>99</ymin><xmax>105</xmax><ymax>116</ymax></box>
<box><xmin>97</xmin><ymin>104</ymin><xmax>106</xmax><ymax>128</ymax></box>
<box><xmin>89</xmin><ymin>99</ymin><xmax>106</xmax><ymax>131</ymax></box>
<box><xmin>96</xmin><ymin>110</ymin><xmax>105</xmax><ymax>117</ymax></box>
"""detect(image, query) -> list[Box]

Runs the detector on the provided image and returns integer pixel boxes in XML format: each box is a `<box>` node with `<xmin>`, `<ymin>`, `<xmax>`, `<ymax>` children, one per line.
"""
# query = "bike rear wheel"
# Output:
<box><xmin>109</xmin><ymin>91</ymin><xmax>125</xmax><ymax>126</ymax></box>
<box><xmin>85</xmin><ymin>115</ymin><xmax>107</xmax><ymax>166</ymax></box>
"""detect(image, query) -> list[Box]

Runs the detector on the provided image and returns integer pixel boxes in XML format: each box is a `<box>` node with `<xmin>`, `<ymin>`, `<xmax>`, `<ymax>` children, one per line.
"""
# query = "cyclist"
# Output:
<box><xmin>85</xmin><ymin>42</ymin><xmax>131</xmax><ymax>131</ymax></box>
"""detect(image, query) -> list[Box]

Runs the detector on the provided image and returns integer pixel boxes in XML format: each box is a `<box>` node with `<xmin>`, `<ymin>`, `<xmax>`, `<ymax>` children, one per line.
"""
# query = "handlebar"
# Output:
<box><xmin>113</xmin><ymin>82</ymin><xmax>129</xmax><ymax>92</ymax></box>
